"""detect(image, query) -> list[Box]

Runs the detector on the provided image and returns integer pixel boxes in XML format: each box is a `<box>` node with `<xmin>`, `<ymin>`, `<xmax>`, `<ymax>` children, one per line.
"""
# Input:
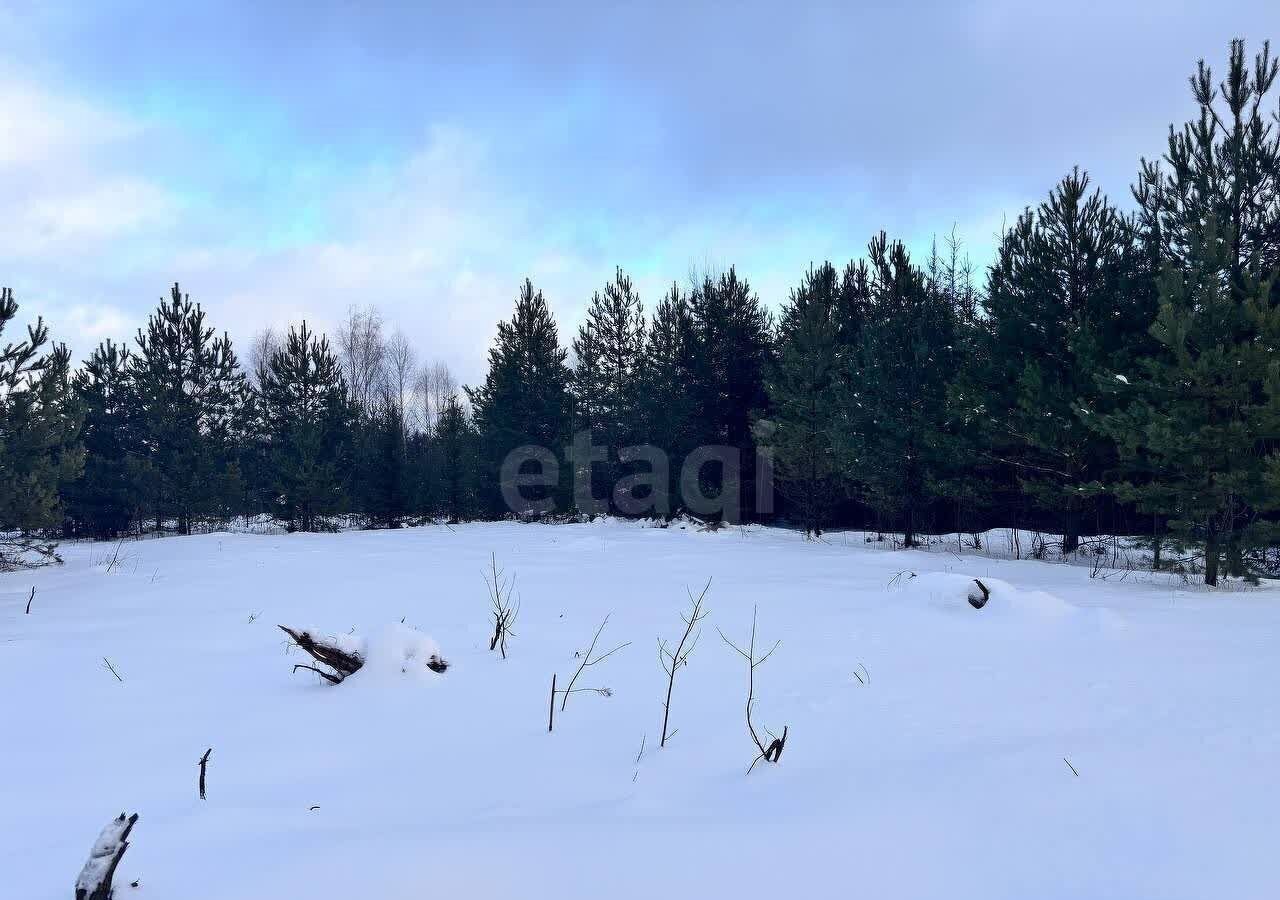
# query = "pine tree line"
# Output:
<box><xmin>2</xmin><ymin>40</ymin><xmax>1279</xmax><ymax>584</ymax></box>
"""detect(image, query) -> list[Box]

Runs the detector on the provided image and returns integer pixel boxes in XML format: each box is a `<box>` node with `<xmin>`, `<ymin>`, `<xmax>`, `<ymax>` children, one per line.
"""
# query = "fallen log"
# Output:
<box><xmin>75</xmin><ymin>812</ymin><xmax>138</xmax><ymax>900</ymax></box>
<box><xmin>279</xmin><ymin>625</ymin><xmax>448</xmax><ymax>683</ymax></box>
<box><xmin>278</xmin><ymin>626</ymin><xmax>363</xmax><ymax>683</ymax></box>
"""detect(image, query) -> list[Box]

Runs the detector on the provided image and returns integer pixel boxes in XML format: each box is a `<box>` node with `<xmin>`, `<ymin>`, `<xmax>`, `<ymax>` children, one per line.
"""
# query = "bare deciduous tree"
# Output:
<box><xmin>336</xmin><ymin>305</ymin><xmax>387</xmax><ymax>413</ymax></box>
<box><xmin>385</xmin><ymin>329</ymin><xmax>416</xmax><ymax>419</ymax></box>
<box><xmin>658</xmin><ymin>578</ymin><xmax>711</xmax><ymax>747</ymax></box>
<box><xmin>247</xmin><ymin>326</ymin><xmax>280</xmax><ymax>387</ymax></box>
<box><xmin>717</xmin><ymin>605</ymin><xmax>789</xmax><ymax>773</ymax></box>
<box><xmin>414</xmin><ymin>360</ymin><xmax>458</xmax><ymax>432</ymax></box>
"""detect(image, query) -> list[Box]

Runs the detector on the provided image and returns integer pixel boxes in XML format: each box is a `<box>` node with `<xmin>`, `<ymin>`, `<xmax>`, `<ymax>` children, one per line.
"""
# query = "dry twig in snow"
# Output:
<box><xmin>559</xmin><ymin>614</ymin><xmax>630</xmax><ymax>711</ymax></box>
<box><xmin>484</xmin><ymin>553</ymin><xmax>519</xmax><ymax>659</ymax></box>
<box><xmin>718</xmin><ymin>605</ymin><xmax>789</xmax><ymax>773</ymax></box>
<box><xmin>659</xmin><ymin>578</ymin><xmax>711</xmax><ymax>747</ymax></box>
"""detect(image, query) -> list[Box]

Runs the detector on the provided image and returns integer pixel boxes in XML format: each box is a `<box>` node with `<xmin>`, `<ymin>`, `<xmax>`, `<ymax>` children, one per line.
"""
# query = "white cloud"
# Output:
<box><xmin>4</xmin><ymin>176</ymin><xmax>176</xmax><ymax>254</ymax></box>
<box><xmin>59</xmin><ymin>303</ymin><xmax>133</xmax><ymax>346</ymax></box>
<box><xmin>0</xmin><ymin>80</ymin><xmax>138</xmax><ymax>167</ymax></box>
<box><xmin>2</xmin><ymin>78</ymin><xmax>990</xmax><ymax>386</ymax></box>
<box><xmin>0</xmin><ymin>75</ymin><xmax>176</xmax><ymax>258</ymax></box>
<box><xmin>153</xmin><ymin>124</ymin><xmax>605</xmax><ymax>385</ymax></box>
<box><xmin>0</xmin><ymin>74</ymin><xmax>180</xmax><ymax>354</ymax></box>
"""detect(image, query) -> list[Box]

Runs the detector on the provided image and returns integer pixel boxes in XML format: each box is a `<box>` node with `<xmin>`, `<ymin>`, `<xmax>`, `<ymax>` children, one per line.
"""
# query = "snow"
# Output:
<box><xmin>892</xmin><ymin>571</ymin><xmax>1074</xmax><ymax>618</ymax></box>
<box><xmin>295</xmin><ymin>623</ymin><xmax>446</xmax><ymax>684</ymax></box>
<box><xmin>73</xmin><ymin>813</ymin><xmax>135</xmax><ymax>896</ymax></box>
<box><xmin>3</xmin><ymin>520</ymin><xmax>1279</xmax><ymax>898</ymax></box>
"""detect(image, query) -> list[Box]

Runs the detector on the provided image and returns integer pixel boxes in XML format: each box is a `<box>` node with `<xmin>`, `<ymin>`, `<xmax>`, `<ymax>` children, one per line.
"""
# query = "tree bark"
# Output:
<box><xmin>1226</xmin><ymin>532</ymin><xmax>1245</xmax><ymax>578</ymax></box>
<box><xmin>1204</xmin><ymin>523</ymin><xmax>1220</xmax><ymax>587</ymax></box>
<box><xmin>75</xmin><ymin>813</ymin><xmax>138</xmax><ymax>900</ymax></box>
<box><xmin>1062</xmin><ymin>529</ymin><xmax>1079</xmax><ymax>555</ymax></box>
<box><xmin>1062</xmin><ymin>509</ymin><xmax>1080</xmax><ymax>555</ymax></box>
<box><xmin>902</xmin><ymin>504</ymin><xmax>916</xmax><ymax>548</ymax></box>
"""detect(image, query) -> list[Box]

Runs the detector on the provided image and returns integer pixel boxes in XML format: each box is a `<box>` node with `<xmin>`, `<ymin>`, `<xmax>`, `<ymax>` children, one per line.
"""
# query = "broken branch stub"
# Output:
<box><xmin>75</xmin><ymin>812</ymin><xmax>138</xmax><ymax>900</ymax></box>
<box><xmin>968</xmin><ymin>579</ymin><xmax>991</xmax><ymax>610</ymax></box>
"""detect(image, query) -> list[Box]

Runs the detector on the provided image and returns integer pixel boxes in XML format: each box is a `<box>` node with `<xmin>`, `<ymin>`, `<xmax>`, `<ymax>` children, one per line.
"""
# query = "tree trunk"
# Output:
<box><xmin>1062</xmin><ymin>510</ymin><xmax>1080</xmax><ymax>555</ymax></box>
<box><xmin>1226</xmin><ymin>534</ymin><xmax>1245</xmax><ymax>578</ymax></box>
<box><xmin>1204</xmin><ymin>523</ymin><xmax>1220</xmax><ymax>587</ymax></box>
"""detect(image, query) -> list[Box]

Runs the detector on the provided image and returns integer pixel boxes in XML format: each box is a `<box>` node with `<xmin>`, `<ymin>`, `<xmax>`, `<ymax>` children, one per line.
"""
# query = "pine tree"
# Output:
<box><xmin>761</xmin><ymin>262</ymin><xmax>862</xmax><ymax>536</ymax></box>
<box><xmin>928</xmin><ymin>233</ymin><xmax>997</xmax><ymax>541</ymax></box>
<box><xmin>978</xmin><ymin>170</ymin><xmax>1141</xmax><ymax>553</ymax></box>
<box><xmin>636</xmin><ymin>284</ymin><xmax>698</xmax><ymax>518</ymax></box>
<box><xmin>356</xmin><ymin>390</ymin><xmax>411</xmax><ymax>528</ymax></box>
<box><xmin>467</xmin><ymin>279</ymin><xmax>573</xmax><ymax>516</ymax></box>
<box><xmin>684</xmin><ymin>268</ymin><xmax>773</xmax><ymax>522</ymax></box>
<box><xmin>431</xmin><ymin>393</ymin><xmax>478</xmax><ymax>522</ymax></box>
<box><xmin>0</xmin><ymin>288</ymin><xmax>84</xmax><ymax>568</ymax></box>
<box><xmin>130</xmin><ymin>283</ymin><xmax>248</xmax><ymax>534</ymax></box>
<box><xmin>837</xmin><ymin>235</ymin><xmax>957</xmax><ymax>547</ymax></box>
<box><xmin>66</xmin><ymin>340</ymin><xmax>139</xmax><ymax>539</ymax></box>
<box><xmin>572</xmin><ymin>268</ymin><xmax>646</xmax><ymax>512</ymax></box>
<box><xmin>1097</xmin><ymin>40</ymin><xmax>1280</xmax><ymax>585</ymax></box>
<box><xmin>255</xmin><ymin>322</ymin><xmax>353</xmax><ymax>532</ymax></box>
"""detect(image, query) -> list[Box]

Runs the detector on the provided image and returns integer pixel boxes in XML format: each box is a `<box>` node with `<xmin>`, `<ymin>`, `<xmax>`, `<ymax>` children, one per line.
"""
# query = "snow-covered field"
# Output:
<box><xmin>3</xmin><ymin>521</ymin><xmax>1278</xmax><ymax>899</ymax></box>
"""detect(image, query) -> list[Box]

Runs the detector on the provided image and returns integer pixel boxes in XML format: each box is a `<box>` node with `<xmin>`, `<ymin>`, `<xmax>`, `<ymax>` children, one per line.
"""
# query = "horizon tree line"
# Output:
<box><xmin>2</xmin><ymin>40</ymin><xmax>1279</xmax><ymax>586</ymax></box>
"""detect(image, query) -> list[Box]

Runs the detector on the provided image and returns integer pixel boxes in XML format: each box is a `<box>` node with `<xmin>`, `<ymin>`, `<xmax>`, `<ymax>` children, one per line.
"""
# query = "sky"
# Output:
<box><xmin>2</xmin><ymin>1</ymin><xmax>1279</xmax><ymax>385</ymax></box>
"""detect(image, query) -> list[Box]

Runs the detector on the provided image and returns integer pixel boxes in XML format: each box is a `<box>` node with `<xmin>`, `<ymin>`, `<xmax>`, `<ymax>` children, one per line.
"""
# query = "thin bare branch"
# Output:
<box><xmin>485</xmin><ymin>553</ymin><xmax>518</xmax><ymax>659</ymax></box>
<box><xmin>660</xmin><ymin>578</ymin><xmax>711</xmax><ymax>747</ymax></box>
<box><xmin>719</xmin><ymin>605</ymin><xmax>789</xmax><ymax>773</ymax></box>
<box><xmin>559</xmin><ymin>614</ymin><xmax>630</xmax><ymax>711</ymax></box>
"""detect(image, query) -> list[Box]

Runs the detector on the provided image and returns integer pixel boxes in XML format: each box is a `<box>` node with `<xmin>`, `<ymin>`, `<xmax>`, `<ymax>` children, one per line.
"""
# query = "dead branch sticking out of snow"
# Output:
<box><xmin>198</xmin><ymin>748</ymin><xmax>212</xmax><ymax>800</ymax></box>
<box><xmin>484</xmin><ymin>553</ymin><xmax>519</xmax><ymax>659</ymax></box>
<box><xmin>659</xmin><ymin>578</ymin><xmax>711</xmax><ymax>747</ymax></box>
<box><xmin>279</xmin><ymin>625</ymin><xmax>363</xmax><ymax>683</ymax></box>
<box><xmin>556</xmin><ymin>615</ymin><xmax>630</xmax><ymax>712</ymax></box>
<box><xmin>548</xmin><ymin>673</ymin><xmax>557</xmax><ymax>732</ymax></box>
<box><xmin>75</xmin><ymin>812</ymin><xmax>138</xmax><ymax>900</ymax></box>
<box><xmin>718</xmin><ymin>605</ymin><xmax>789</xmax><ymax>774</ymax></box>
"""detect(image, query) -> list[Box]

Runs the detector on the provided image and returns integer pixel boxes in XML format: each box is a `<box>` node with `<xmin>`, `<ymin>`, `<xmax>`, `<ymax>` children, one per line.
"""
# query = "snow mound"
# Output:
<box><xmin>889</xmin><ymin>572</ymin><xmax>1075</xmax><ymax>619</ymax></box>
<box><xmin>310</xmin><ymin>624</ymin><xmax>446</xmax><ymax>684</ymax></box>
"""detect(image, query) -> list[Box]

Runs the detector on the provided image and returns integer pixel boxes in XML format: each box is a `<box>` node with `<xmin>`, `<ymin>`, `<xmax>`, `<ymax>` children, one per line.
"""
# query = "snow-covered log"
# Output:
<box><xmin>75</xmin><ymin>812</ymin><xmax>137</xmax><ymax>900</ymax></box>
<box><xmin>280</xmin><ymin>624</ymin><xmax>448</xmax><ymax>684</ymax></box>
